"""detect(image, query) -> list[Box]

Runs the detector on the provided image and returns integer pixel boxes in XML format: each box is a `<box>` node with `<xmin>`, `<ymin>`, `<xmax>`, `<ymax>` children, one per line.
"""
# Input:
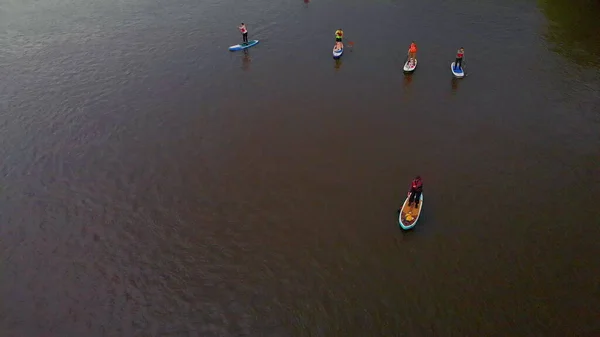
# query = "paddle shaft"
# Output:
<box><xmin>460</xmin><ymin>57</ymin><xmax>470</xmax><ymax>76</ymax></box>
<box><xmin>463</xmin><ymin>57</ymin><xmax>470</xmax><ymax>76</ymax></box>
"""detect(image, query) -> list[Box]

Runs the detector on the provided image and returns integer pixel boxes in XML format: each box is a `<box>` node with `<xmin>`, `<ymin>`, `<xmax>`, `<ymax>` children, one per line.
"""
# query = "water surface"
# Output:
<box><xmin>0</xmin><ymin>0</ymin><xmax>599</xmax><ymax>336</ymax></box>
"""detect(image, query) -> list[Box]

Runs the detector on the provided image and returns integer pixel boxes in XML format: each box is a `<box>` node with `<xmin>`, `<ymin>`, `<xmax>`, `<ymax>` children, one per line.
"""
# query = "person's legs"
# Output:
<box><xmin>414</xmin><ymin>191</ymin><xmax>421</xmax><ymax>207</ymax></box>
<box><xmin>408</xmin><ymin>191</ymin><xmax>416</xmax><ymax>205</ymax></box>
<box><xmin>457</xmin><ymin>58</ymin><xmax>462</xmax><ymax>69</ymax></box>
<box><xmin>243</xmin><ymin>33</ymin><xmax>248</xmax><ymax>43</ymax></box>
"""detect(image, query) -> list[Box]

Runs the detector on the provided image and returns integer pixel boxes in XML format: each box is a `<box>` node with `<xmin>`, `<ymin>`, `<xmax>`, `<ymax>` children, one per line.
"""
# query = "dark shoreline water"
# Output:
<box><xmin>0</xmin><ymin>0</ymin><xmax>599</xmax><ymax>335</ymax></box>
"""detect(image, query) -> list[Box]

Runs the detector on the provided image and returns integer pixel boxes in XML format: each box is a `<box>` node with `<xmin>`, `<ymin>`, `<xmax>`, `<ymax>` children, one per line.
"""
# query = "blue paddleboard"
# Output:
<box><xmin>451</xmin><ymin>62</ymin><xmax>464</xmax><ymax>77</ymax></box>
<box><xmin>229</xmin><ymin>40</ymin><xmax>259</xmax><ymax>52</ymax></box>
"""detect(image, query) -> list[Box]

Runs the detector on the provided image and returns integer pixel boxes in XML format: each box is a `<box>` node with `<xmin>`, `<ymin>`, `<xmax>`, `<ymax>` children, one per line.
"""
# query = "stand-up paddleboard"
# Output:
<box><xmin>451</xmin><ymin>62</ymin><xmax>465</xmax><ymax>78</ymax></box>
<box><xmin>403</xmin><ymin>59</ymin><xmax>417</xmax><ymax>72</ymax></box>
<box><xmin>333</xmin><ymin>43</ymin><xmax>344</xmax><ymax>59</ymax></box>
<box><xmin>398</xmin><ymin>192</ymin><xmax>423</xmax><ymax>230</ymax></box>
<box><xmin>229</xmin><ymin>40</ymin><xmax>259</xmax><ymax>52</ymax></box>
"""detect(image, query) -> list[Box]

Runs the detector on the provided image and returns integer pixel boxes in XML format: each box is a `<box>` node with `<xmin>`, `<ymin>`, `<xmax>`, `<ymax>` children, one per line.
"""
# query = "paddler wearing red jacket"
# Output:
<box><xmin>408</xmin><ymin>176</ymin><xmax>423</xmax><ymax>207</ymax></box>
<box><xmin>454</xmin><ymin>47</ymin><xmax>465</xmax><ymax>70</ymax></box>
<box><xmin>239</xmin><ymin>23</ymin><xmax>248</xmax><ymax>43</ymax></box>
<box><xmin>408</xmin><ymin>41</ymin><xmax>418</xmax><ymax>64</ymax></box>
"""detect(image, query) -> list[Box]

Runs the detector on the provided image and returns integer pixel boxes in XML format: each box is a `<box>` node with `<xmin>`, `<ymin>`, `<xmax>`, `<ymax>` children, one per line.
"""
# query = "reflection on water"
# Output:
<box><xmin>451</xmin><ymin>77</ymin><xmax>460</xmax><ymax>94</ymax></box>
<box><xmin>242</xmin><ymin>49</ymin><xmax>251</xmax><ymax>71</ymax></box>
<box><xmin>334</xmin><ymin>58</ymin><xmax>342</xmax><ymax>70</ymax></box>
<box><xmin>403</xmin><ymin>73</ymin><xmax>413</xmax><ymax>87</ymax></box>
<box><xmin>539</xmin><ymin>0</ymin><xmax>600</xmax><ymax>67</ymax></box>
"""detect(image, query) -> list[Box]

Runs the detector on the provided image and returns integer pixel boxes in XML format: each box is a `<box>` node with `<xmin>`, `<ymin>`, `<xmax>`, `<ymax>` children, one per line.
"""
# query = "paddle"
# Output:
<box><xmin>346</xmin><ymin>39</ymin><xmax>354</xmax><ymax>51</ymax></box>
<box><xmin>463</xmin><ymin>58</ymin><xmax>470</xmax><ymax>76</ymax></box>
<box><xmin>397</xmin><ymin>191</ymin><xmax>411</xmax><ymax>213</ymax></box>
<box><xmin>457</xmin><ymin>57</ymin><xmax>469</xmax><ymax>76</ymax></box>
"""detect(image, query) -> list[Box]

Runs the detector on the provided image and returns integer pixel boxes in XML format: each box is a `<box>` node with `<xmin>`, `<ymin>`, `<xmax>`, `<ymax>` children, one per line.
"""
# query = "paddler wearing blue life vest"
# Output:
<box><xmin>408</xmin><ymin>176</ymin><xmax>423</xmax><ymax>207</ymax></box>
<box><xmin>239</xmin><ymin>23</ymin><xmax>248</xmax><ymax>43</ymax></box>
<box><xmin>454</xmin><ymin>47</ymin><xmax>464</xmax><ymax>70</ymax></box>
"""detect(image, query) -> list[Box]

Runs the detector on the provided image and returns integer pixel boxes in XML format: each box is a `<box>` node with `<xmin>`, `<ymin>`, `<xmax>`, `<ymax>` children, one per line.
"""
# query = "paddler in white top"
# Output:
<box><xmin>238</xmin><ymin>23</ymin><xmax>248</xmax><ymax>44</ymax></box>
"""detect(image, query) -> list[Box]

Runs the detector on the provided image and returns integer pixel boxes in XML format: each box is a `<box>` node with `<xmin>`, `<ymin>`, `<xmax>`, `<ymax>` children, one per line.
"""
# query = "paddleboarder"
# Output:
<box><xmin>335</xmin><ymin>29</ymin><xmax>344</xmax><ymax>43</ymax></box>
<box><xmin>408</xmin><ymin>41</ymin><xmax>418</xmax><ymax>65</ymax></box>
<box><xmin>454</xmin><ymin>47</ymin><xmax>464</xmax><ymax>71</ymax></box>
<box><xmin>239</xmin><ymin>23</ymin><xmax>248</xmax><ymax>44</ymax></box>
<box><xmin>408</xmin><ymin>176</ymin><xmax>423</xmax><ymax>207</ymax></box>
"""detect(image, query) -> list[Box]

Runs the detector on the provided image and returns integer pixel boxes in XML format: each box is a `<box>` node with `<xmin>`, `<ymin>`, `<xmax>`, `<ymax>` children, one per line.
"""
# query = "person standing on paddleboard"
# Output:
<box><xmin>239</xmin><ymin>23</ymin><xmax>248</xmax><ymax>44</ymax></box>
<box><xmin>455</xmin><ymin>47</ymin><xmax>464</xmax><ymax>71</ymax></box>
<box><xmin>408</xmin><ymin>41</ymin><xmax>418</xmax><ymax>65</ymax></box>
<box><xmin>408</xmin><ymin>176</ymin><xmax>423</xmax><ymax>208</ymax></box>
<box><xmin>335</xmin><ymin>29</ymin><xmax>343</xmax><ymax>43</ymax></box>
<box><xmin>334</xmin><ymin>29</ymin><xmax>344</xmax><ymax>50</ymax></box>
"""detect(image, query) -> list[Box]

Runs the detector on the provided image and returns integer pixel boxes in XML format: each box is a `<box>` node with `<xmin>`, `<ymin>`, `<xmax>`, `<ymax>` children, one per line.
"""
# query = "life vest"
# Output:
<box><xmin>409</xmin><ymin>43</ymin><xmax>417</xmax><ymax>53</ymax></box>
<box><xmin>335</xmin><ymin>30</ymin><xmax>343</xmax><ymax>38</ymax></box>
<box><xmin>239</xmin><ymin>25</ymin><xmax>247</xmax><ymax>34</ymax></box>
<box><xmin>456</xmin><ymin>49</ymin><xmax>464</xmax><ymax>58</ymax></box>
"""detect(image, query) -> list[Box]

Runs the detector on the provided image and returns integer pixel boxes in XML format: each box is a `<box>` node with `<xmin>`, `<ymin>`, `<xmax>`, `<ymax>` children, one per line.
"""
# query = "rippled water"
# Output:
<box><xmin>1</xmin><ymin>0</ymin><xmax>599</xmax><ymax>335</ymax></box>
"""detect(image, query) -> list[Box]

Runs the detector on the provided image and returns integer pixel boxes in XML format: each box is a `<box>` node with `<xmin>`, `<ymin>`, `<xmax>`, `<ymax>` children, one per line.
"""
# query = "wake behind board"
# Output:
<box><xmin>229</xmin><ymin>40</ymin><xmax>259</xmax><ymax>52</ymax></box>
<box><xmin>398</xmin><ymin>193</ymin><xmax>423</xmax><ymax>230</ymax></box>
<box><xmin>451</xmin><ymin>62</ymin><xmax>465</xmax><ymax>78</ymax></box>
<box><xmin>333</xmin><ymin>43</ymin><xmax>344</xmax><ymax>59</ymax></box>
<box><xmin>403</xmin><ymin>59</ymin><xmax>417</xmax><ymax>72</ymax></box>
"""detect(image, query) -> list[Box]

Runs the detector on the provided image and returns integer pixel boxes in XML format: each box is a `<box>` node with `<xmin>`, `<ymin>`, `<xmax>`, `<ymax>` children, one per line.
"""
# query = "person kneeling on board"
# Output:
<box><xmin>408</xmin><ymin>176</ymin><xmax>423</xmax><ymax>208</ymax></box>
<box><xmin>239</xmin><ymin>23</ymin><xmax>248</xmax><ymax>44</ymax></box>
<box><xmin>335</xmin><ymin>29</ymin><xmax>344</xmax><ymax>43</ymax></box>
<box><xmin>455</xmin><ymin>47</ymin><xmax>464</xmax><ymax>70</ymax></box>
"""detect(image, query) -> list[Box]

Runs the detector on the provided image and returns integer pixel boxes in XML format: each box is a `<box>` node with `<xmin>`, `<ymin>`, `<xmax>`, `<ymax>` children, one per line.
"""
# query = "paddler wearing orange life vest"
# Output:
<box><xmin>407</xmin><ymin>41</ymin><xmax>418</xmax><ymax>65</ymax></box>
<box><xmin>408</xmin><ymin>175</ymin><xmax>423</xmax><ymax>208</ymax></box>
<box><xmin>454</xmin><ymin>47</ymin><xmax>465</xmax><ymax>71</ymax></box>
<box><xmin>238</xmin><ymin>23</ymin><xmax>248</xmax><ymax>43</ymax></box>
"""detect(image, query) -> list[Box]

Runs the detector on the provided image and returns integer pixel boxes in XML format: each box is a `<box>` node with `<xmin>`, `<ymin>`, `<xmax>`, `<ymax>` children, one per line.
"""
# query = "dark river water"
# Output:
<box><xmin>1</xmin><ymin>0</ymin><xmax>599</xmax><ymax>336</ymax></box>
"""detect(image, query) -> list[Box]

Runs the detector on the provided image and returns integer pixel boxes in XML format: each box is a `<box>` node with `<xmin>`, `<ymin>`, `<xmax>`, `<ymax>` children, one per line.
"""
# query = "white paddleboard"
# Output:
<box><xmin>403</xmin><ymin>59</ymin><xmax>417</xmax><ymax>72</ymax></box>
<box><xmin>451</xmin><ymin>62</ymin><xmax>465</xmax><ymax>77</ymax></box>
<box><xmin>333</xmin><ymin>43</ymin><xmax>344</xmax><ymax>59</ymax></box>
